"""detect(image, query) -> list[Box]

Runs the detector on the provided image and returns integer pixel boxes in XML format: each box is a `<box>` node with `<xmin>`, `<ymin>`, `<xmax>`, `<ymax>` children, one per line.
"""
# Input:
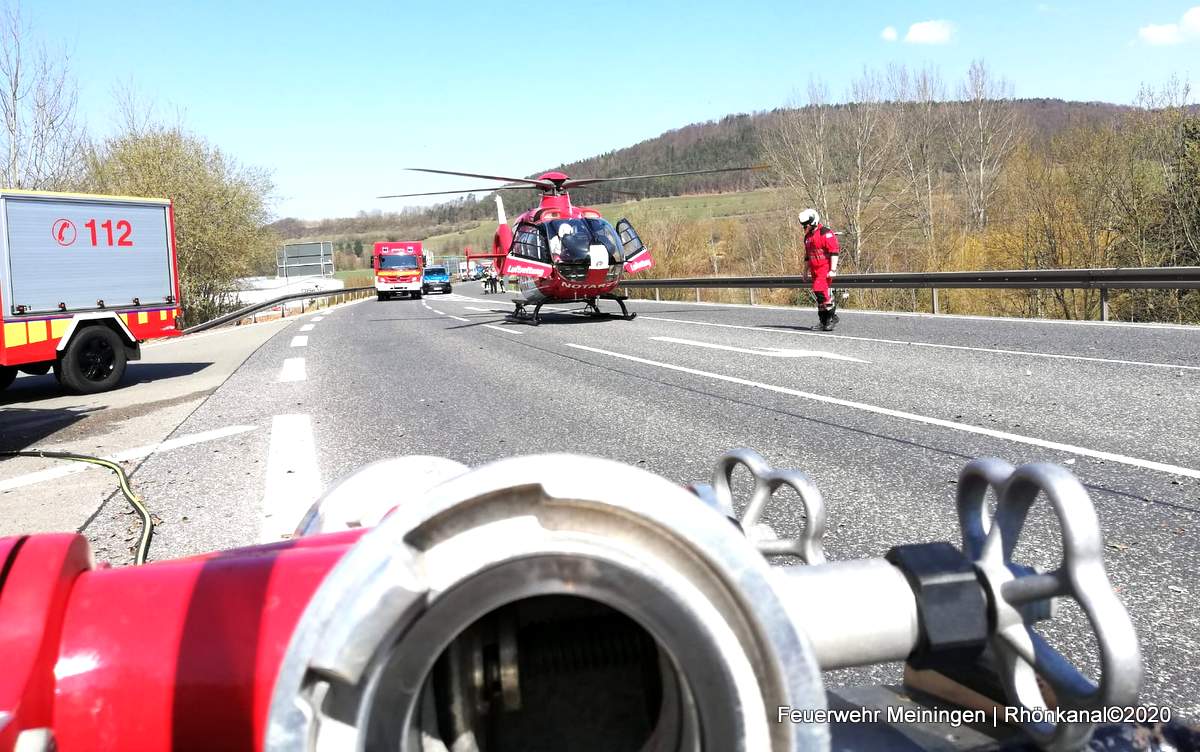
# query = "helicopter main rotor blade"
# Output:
<box><xmin>561</xmin><ymin>165</ymin><xmax>769</xmax><ymax>189</ymax></box>
<box><xmin>378</xmin><ymin>185</ymin><xmax>539</xmax><ymax>199</ymax></box>
<box><xmin>406</xmin><ymin>167</ymin><xmax>553</xmax><ymax>189</ymax></box>
<box><xmin>570</xmin><ymin>186</ymin><xmax>644</xmax><ymax>198</ymax></box>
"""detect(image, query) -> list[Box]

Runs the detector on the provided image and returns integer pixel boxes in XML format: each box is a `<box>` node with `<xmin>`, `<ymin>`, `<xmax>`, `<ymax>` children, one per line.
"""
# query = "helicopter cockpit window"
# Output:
<box><xmin>511</xmin><ymin>223</ymin><xmax>550</xmax><ymax>263</ymax></box>
<box><xmin>545</xmin><ymin>219</ymin><xmax>624</xmax><ymax>265</ymax></box>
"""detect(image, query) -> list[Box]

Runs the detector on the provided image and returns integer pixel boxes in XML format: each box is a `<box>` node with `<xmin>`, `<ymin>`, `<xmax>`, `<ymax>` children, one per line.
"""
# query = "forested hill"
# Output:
<box><xmin>270</xmin><ymin>98</ymin><xmax>1132</xmax><ymax>241</ymax></box>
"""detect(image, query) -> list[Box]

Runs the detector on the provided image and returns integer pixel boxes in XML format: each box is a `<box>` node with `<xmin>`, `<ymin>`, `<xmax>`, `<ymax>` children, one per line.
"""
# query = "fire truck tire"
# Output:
<box><xmin>0</xmin><ymin>366</ymin><xmax>16</xmax><ymax>391</ymax></box>
<box><xmin>54</xmin><ymin>326</ymin><xmax>127</xmax><ymax>394</ymax></box>
<box><xmin>377</xmin><ymin>292</ymin><xmax>385</xmax><ymax>301</ymax></box>
<box><xmin>413</xmin><ymin>292</ymin><xmax>423</xmax><ymax>300</ymax></box>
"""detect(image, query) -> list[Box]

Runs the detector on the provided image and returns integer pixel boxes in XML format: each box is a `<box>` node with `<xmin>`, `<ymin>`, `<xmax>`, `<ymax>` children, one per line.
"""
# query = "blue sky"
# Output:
<box><xmin>24</xmin><ymin>1</ymin><xmax>1200</xmax><ymax>220</ymax></box>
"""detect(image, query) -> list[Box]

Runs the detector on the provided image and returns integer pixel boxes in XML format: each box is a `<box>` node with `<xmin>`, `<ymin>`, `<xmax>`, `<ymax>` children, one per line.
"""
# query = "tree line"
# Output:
<box><xmin>752</xmin><ymin>61</ymin><xmax>1199</xmax><ymax>322</ymax></box>
<box><xmin>1</xmin><ymin>5</ymin><xmax>274</xmax><ymax>325</ymax></box>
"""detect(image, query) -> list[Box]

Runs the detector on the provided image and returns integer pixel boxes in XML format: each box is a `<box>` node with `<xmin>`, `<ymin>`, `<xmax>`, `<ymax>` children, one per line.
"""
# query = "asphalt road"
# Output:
<box><xmin>0</xmin><ymin>317</ymin><xmax>292</xmax><ymax>536</ymax></box>
<box><xmin>5</xmin><ymin>283</ymin><xmax>1198</xmax><ymax>717</ymax></box>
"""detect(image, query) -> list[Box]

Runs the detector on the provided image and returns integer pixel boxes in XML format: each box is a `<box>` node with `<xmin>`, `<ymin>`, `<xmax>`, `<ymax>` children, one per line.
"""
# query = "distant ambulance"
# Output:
<box><xmin>372</xmin><ymin>241</ymin><xmax>425</xmax><ymax>300</ymax></box>
<box><xmin>0</xmin><ymin>190</ymin><xmax>183</xmax><ymax>394</ymax></box>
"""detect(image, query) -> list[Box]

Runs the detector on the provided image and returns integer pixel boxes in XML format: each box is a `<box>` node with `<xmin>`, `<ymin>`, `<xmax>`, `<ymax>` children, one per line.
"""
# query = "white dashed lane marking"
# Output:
<box><xmin>260</xmin><ymin>414</ymin><xmax>321</xmax><ymax>542</ymax></box>
<box><xmin>290</xmin><ymin>336</ymin><xmax>308</xmax><ymax>347</ymax></box>
<box><xmin>278</xmin><ymin>357</ymin><xmax>307</xmax><ymax>382</ymax></box>
<box><xmin>483</xmin><ymin>324</ymin><xmax>524</xmax><ymax>335</ymax></box>
<box><xmin>300</xmin><ymin>324</ymin><xmax>315</xmax><ymax>332</ymax></box>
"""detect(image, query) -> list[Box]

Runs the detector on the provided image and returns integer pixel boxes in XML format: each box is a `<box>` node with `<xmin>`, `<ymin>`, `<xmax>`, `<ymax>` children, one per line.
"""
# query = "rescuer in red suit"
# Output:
<box><xmin>799</xmin><ymin>208</ymin><xmax>840</xmax><ymax>331</ymax></box>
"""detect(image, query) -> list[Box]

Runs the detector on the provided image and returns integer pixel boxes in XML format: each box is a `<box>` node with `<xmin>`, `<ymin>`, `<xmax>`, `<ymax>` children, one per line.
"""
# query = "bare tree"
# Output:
<box><xmin>1134</xmin><ymin>79</ymin><xmax>1200</xmax><ymax>263</ymax></box>
<box><xmin>761</xmin><ymin>78</ymin><xmax>833</xmax><ymax>219</ymax></box>
<box><xmin>829</xmin><ymin>67</ymin><xmax>899</xmax><ymax>270</ymax></box>
<box><xmin>889</xmin><ymin>64</ymin><xmax>946</xmax><ymax>261</ymax></box>
<box><xmin>945</xmin><ymin>60</ymin><xmax>1020</xmax><ymax>230</ymax></box>
<box><xmin>0</xmin><ymin>3</ymin><xmax>82</xmax><ymax>189</ymax></box>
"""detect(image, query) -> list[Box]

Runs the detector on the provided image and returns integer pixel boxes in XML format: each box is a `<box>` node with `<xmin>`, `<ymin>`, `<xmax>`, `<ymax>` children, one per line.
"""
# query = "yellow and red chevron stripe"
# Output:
<box><xmin>0</xmin><ymin>307</ymin><xmax>182</xmax><ymax>367</ymax></box>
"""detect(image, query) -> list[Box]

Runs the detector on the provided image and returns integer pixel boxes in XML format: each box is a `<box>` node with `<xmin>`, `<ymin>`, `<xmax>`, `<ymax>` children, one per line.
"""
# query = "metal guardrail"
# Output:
<box><xmin>619</xmin><ymin>267</ymin><xmax>1200</xmax><ymax>321</ymax></box>
<box><xmin>182</xmin><ymin>286</ymin><xmax>374</xmax><ymax>335</ymax></box>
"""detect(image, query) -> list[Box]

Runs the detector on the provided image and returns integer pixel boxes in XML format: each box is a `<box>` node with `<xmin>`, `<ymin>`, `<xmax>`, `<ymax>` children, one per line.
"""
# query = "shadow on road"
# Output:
<box><xmin>760</xmin><ymin>323</ymin><xmax>822</xmax><ymax>332</ymax></box>
<box><xmin>0</xmin><ymin>406</ymin><xmax>97</xmax><ymax>451</ymax></box>
<box><xmin>126</xmin><ymin>362</ymin><xmax>213</xmax><ymax>384</ymax></box>
<box><xmin>447</xmin><ymin>311</ymin><xmax>624</xmax><ymax>330</ymax></box>
<box><xmin>0</xmin><ymin>362</ymin><xmax>212</xmax><ymax>405</ymax></box>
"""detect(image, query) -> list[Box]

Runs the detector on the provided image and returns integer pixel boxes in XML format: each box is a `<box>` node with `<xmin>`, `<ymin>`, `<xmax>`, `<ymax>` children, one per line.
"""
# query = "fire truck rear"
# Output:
<box><xmin>372</xmin><ymin>241</ymin><xmax>425</xmax><ymax>300</ymax></box>
<box><xmin>0</xmin><ymin>190</ymin><xmax>182</xmax><ymax>394</ymax></box>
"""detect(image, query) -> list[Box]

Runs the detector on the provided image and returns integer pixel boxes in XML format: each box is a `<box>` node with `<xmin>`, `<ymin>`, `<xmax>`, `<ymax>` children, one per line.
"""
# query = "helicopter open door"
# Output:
<box><xmin>617</xmin><ymin>219</ymin><xmax>654</xmax><ymax>274</ymax></box>
<box><xmin>504</xmin><ymin>222</ymin><xmax>554</xmax><ymax>278</ymax></box>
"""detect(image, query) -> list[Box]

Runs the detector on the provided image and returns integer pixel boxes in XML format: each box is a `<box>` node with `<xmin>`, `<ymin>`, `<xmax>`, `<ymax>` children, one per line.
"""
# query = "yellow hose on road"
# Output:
<box><xmin>0</xmin><ymin>449</ymin><xmax>152</xmax><ymax>564</ymax></box>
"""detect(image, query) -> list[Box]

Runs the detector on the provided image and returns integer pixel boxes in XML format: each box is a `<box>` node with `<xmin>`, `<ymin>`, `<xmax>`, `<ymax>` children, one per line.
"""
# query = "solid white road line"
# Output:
<box><xmin>290</xmin><ymin>335</ymin><xmax>308</xmax><ymax>347</ymax></box>
<box><xmin>631</xmin><ymin>297</ymin><xmax>1200</xmax><ymax>331</ymax></box>
<box><xmin>260</xmin><ymin>414</ymin><xmax>321</xmax><ymax>542</ymax></box>
<box><xmin>566</xmin><ymin>343</ymin><xmax>1200</xmax><ymax>480</ymax></box>
<box><xmin>465</xmin><ymin>306</ymin><xmax>502</xmax><ymax>312</ymax></box>
<box><xmin>483</xmin><ymin>324</ymin><xmax>524</xmax><ymax>335</ymax></box>
<box><xmin>640</xmin><ymin>315</ymin><xmax>1200</xmax><ymax>372</ymax></box>
<box><xmin>448</xmin><ymin>315</ymin><xmax>469</xmax><ymax>322</ymax></box>
<box><xmin>278</xmin><ymin>357</ymin><xmax>307</xmax><ymax>382</ymax></box>
<box><xmin>300</xmin><ymin>324</ymin><xmax>315</xmax><ymax>332</ymax></box>
<box><xmin>433</xmin><ymin>310</ymin><xmax>446</xmax><ymax>315</ymax></box>
<box><xmin>0</xmin><ymin>425</ymin><xmax>257</xmax><ymax>492</ymax></box>
<box><xmin>651</xmin><ymin>336</ymin><xmax>869</xmax><ymax>363</ymax></box>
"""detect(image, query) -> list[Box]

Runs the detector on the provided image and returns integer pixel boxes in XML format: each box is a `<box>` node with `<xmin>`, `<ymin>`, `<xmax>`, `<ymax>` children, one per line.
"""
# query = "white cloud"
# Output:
<box><xmin>1184</xmin><ymin>6</ymin><xmax>1200</xmax><ymax>33</ymax></box>
<box><xmin>1139</xmin><ymin>23</ymin><xmax>1185</xmax><ymax>45</ymax></box>
<box><xmin>904</xmin><ymin>20</ymin><xmax>955</xmax><ymax>45</ymax></box>
<box><xmin>881</xmin><ymin>25</ymin><xmax>898</xmax><ymax>42</ymax></box>
<box><xmin>1137</xmin><ymin>5</ymin><xmax>1200</xmax><ymax>45</ymax></box>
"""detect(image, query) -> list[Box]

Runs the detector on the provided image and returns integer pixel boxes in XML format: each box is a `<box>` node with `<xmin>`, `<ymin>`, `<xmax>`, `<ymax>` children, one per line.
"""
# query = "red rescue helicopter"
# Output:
<box><xmin>381</xmin><ymin>166</ymin><xmax>759</xmax><ymax>324</ymax></box>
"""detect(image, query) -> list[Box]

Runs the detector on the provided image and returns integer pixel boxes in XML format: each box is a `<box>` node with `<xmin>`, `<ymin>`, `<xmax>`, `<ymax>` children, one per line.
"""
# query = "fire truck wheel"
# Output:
<box><xmin>413</xmin><ymin>292</ymin><xmax>422</xmax><ymax>300</ymax></box>
<box><xmin>55</xmin><ymin>326</ymin><xmax>127</xmax><ymax>394</ymax></box>
<box><xmin>377</xmin><ymin>292</ymin><xmax>385</xmax><ymax>301</ymax></box>
<box><xmin>0</xmin><ymin>366</ymin><xmax>16</xmax><ymax>391</ymax></box>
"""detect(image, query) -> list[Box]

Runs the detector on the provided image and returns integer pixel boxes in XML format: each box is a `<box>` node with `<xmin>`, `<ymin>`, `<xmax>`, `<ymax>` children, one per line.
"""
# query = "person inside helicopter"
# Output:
<box><xmin>544</xmin><ymin>218</ymin><xmax>624</xmax><ymax>277</ymax></box>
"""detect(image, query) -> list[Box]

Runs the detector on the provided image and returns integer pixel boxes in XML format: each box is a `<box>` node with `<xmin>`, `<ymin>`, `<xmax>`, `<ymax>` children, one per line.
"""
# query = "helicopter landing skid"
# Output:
<box><xmin>580</xmin><ymin>296</ymin><xmax>636</xmax><ymax>321</ymax></box>
<box><xmin>599</xmin><ymin>294</ymin><xmax>637</xmax><ymax>321</ymax></box>
<box><xmin>509</xmin><ymin>300</ymin><xmax>542</xmax><ymax>325</ymax></box>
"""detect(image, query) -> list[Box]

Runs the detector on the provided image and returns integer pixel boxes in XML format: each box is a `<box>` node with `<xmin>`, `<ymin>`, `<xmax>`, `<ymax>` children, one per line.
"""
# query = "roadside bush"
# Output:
<box><xmin>82</xmin><ymin>125</ymin><xmax>276</xmax><ymax>326</ymax></box>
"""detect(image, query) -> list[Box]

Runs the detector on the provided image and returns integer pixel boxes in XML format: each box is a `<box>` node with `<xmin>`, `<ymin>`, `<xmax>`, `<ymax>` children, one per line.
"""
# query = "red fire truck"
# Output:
<box><xmin>372</xmin><ymin>241</ymin><xmax>425</xmax><ymax>300</ymax></box>
<box><xmin>0</xmin><ymin>190</ymin><xmax>183</xmax><ymax>394</ymax></box>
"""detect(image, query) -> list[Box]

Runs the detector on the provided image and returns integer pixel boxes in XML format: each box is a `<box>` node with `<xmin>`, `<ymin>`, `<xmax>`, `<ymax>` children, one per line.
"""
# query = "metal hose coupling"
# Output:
<box><xmin>266</xmin><ymin>451</ymin><xmax>1141</xmax><ymax>752</ymax></box>
<box><xmin>267</xmin><ymin>453</ymin><xmax>828</xmax><ymax>752</ymax></box>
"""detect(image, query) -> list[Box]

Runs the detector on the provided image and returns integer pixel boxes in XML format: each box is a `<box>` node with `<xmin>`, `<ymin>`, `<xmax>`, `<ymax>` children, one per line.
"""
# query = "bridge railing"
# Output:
<box><xmin>618</xmin><ymin>267</ymin><xmax>1200</xmax><ymax>321</ymax></box>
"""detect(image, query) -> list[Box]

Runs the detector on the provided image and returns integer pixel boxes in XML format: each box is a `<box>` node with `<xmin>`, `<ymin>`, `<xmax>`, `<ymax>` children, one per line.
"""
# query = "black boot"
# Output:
<box><xmin>818</xmin><ymin>309</ymin><xmax>831</xmax><ymax>331</ymax></box>
<box><xmin>827</xmin><ymin>307</ymin><xmax>839</xmax><ymax>330</ymax></box>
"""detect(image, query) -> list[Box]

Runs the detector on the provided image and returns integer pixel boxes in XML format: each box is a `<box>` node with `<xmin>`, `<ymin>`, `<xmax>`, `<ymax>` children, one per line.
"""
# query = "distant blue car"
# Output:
<box><xmin>422</xmin><ymin>266</ymin><xmax>452</xmax><ymax>294</ymax></box>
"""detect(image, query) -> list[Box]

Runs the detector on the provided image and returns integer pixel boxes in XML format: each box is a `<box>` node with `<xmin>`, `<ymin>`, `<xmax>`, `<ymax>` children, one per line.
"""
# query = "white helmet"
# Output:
<box><xmin>798</xmin><ymin>208</ymin><xmax>819</xmax><ymax>227</ymax></box>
